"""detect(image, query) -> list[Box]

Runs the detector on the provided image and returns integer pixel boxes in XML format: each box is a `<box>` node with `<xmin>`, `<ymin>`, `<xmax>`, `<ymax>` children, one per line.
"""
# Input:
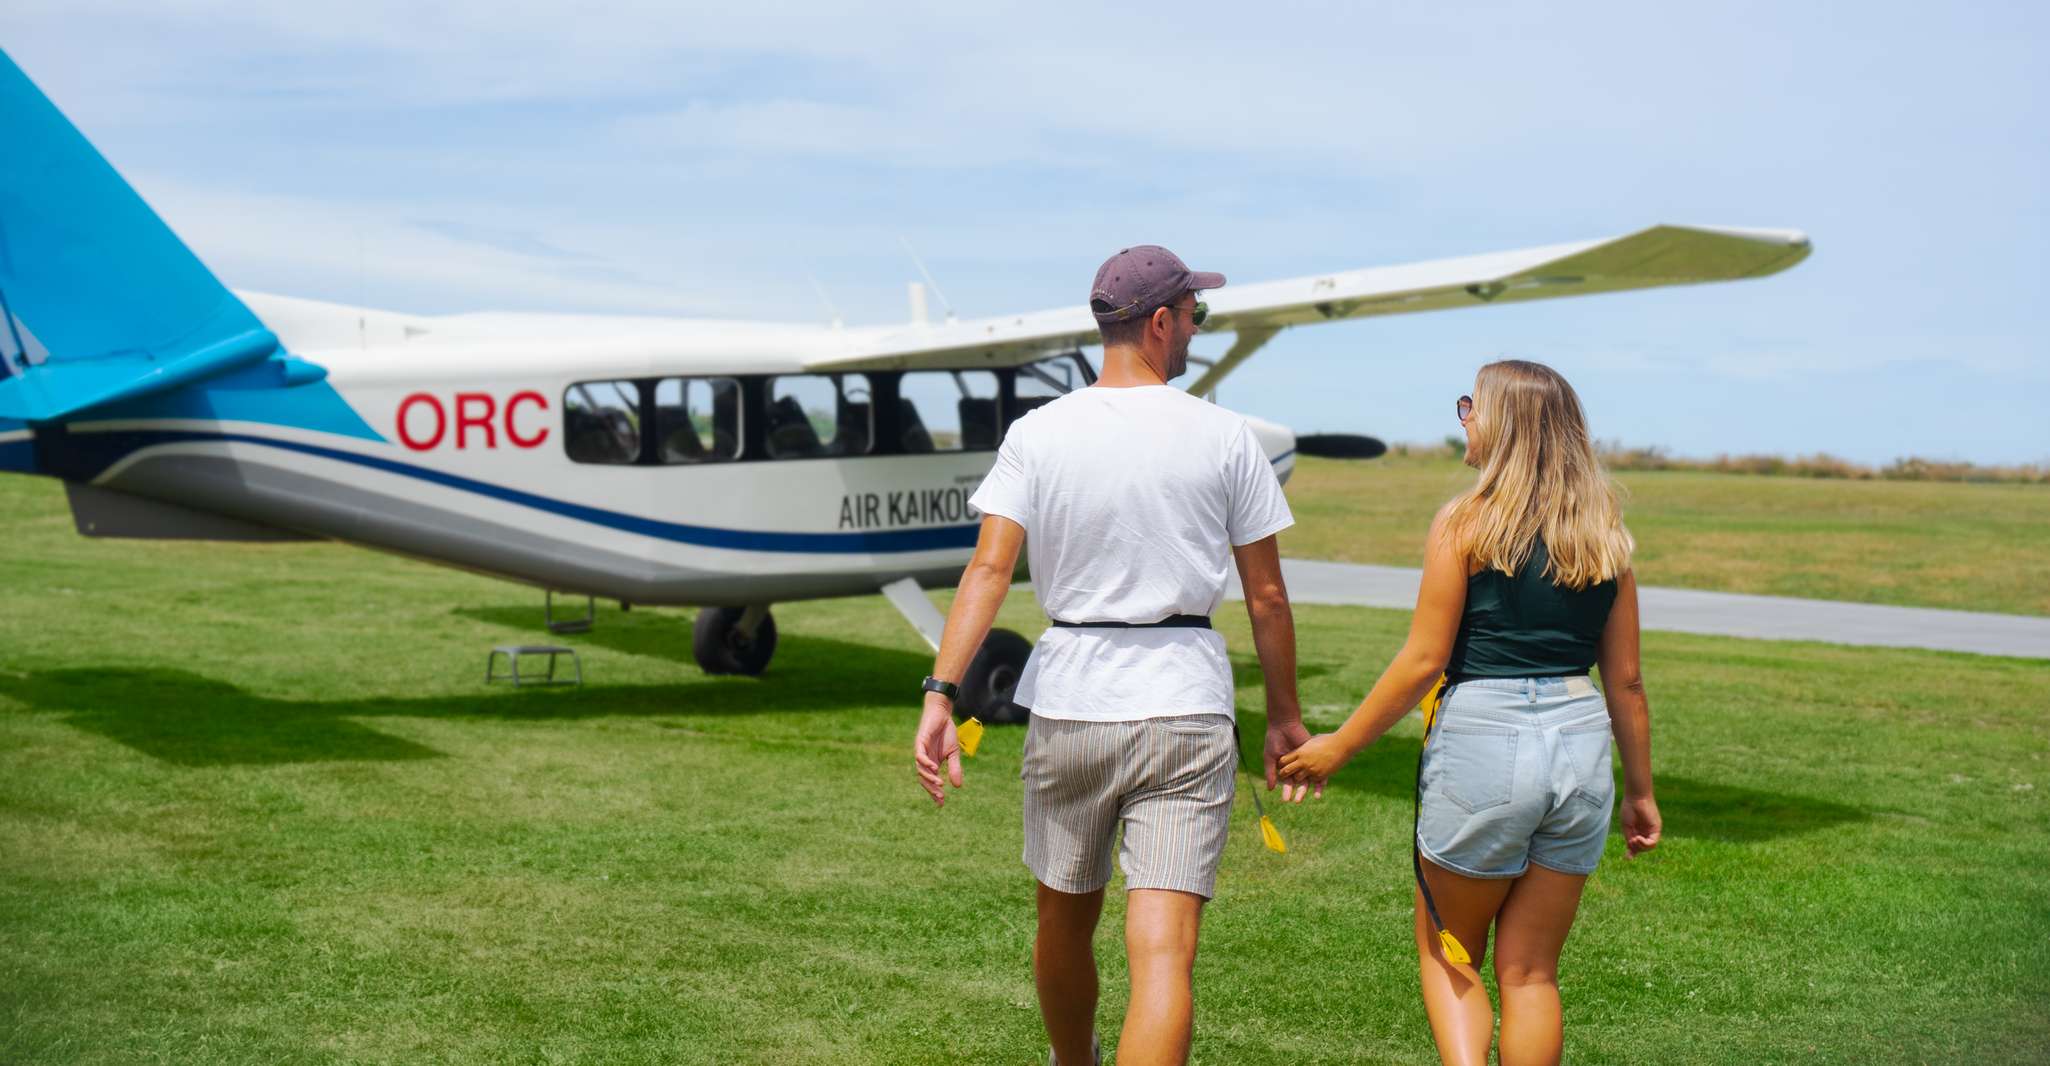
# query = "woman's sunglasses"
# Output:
<box><xmin>1456</xmin><ymin>394</ymin><xmax>1474</xmax><ymax>424</ymax></box>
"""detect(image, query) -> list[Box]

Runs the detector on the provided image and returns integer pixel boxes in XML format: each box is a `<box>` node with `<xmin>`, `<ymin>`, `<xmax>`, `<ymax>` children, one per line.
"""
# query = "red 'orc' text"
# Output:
<box><xmin>397</xmin><ymin>391</ymin><xmax>549</xmax><ymax>451</ymax></box>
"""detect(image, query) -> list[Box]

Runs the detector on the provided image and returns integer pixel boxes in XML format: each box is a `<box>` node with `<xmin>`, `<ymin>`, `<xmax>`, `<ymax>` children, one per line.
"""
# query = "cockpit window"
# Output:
<box><xmin>564</xmin><ymin>380</ymin><xmax>642</xmax><ymax>464</ymax></box>
<box><xmin>896</xmin><ymin>370</ymin><xmax>1000</xmax><ymax>453</ymax></box>
<box><xmin>765</xmin><ymin>374</ymin><xmax>873</xmax><ymax>459</ymax></box>
<box><xmin>1017</xmin><ymin>355</ymin><xmax>1085</xmax><ymax>397</ymax></box>
<box><xmin>1012</xmin><ymin>354</ymin><xmax>1088</xmax><ymax>422</ymax></box>
<box><xmin>653</xmin><ymin>377</ymin><xmax>742</xmax><ymax>463</ymax></box>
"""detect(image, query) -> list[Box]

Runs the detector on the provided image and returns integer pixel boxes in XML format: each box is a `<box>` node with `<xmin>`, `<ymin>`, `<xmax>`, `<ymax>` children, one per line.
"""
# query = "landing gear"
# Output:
<box><xmin>876</xmin><ymin>576</ymin><xmax>1032</xmax><ymax>724</ymax></box>
<box><xmin>693</xmin><ymin>605</ymin><xmax>778</xmax><ymax>675</ymax></box>
<box><xmin>958</xmin><ymin>629</ymin><xmax>1031</xmax><ymax>725</ymax></box>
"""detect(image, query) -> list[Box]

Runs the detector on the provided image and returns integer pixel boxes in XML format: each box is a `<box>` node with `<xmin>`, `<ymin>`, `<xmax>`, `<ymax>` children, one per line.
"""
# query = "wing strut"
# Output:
<box><xmin>1186</xmin><ymin>327</ymin><xmax>1282</xmax><ymax>400</ymax></box>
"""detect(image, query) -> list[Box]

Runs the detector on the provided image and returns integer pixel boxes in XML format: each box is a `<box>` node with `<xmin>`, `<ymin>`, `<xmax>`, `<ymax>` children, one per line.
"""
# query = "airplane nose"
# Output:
<box><xmin>1239</xmin><ymin>413</ymin><xmax>1297</xmax><ymax>487</ymax></box>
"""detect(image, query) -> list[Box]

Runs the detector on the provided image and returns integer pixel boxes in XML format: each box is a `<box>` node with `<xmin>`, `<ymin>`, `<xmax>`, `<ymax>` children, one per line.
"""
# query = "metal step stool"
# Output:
<box><xmin>486</xmin><ymin>644</ymin><xmax>582</xmax><ymax>687</ymax></box>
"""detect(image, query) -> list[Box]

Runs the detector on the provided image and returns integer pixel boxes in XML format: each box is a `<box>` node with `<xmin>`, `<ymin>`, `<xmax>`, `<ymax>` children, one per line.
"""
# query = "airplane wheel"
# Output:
<box><xmin>693</xmin><ymin>606</ymin><xmax>778</xmax><ymax>676</ymax></box>
<box><xmin>958</xmin><ymin>628</ymin><xmax>1031</xmax><ymax>725</ymax></box>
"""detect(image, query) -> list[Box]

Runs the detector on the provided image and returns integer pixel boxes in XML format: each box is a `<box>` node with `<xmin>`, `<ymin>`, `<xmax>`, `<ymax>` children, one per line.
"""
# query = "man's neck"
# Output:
<box><xmin>1095</xmin><ymin>345</ymin><xmax>1170</xmax><ymax>388</ymax></box>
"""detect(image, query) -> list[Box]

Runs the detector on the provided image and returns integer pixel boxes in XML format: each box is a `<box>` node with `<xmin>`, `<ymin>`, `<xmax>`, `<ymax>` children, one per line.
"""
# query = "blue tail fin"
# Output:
<box><xmin>0</xmin><ymin>49</ymin><xmax>280</xmax><ymax>423</ymax></box>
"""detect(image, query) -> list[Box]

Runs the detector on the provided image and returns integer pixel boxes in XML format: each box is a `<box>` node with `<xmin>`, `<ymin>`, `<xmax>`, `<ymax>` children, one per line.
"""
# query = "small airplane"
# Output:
<box><xmin>0</xmin><ymin>51</ymin><xmax>1810</xmax><ymax>722</ymax></box>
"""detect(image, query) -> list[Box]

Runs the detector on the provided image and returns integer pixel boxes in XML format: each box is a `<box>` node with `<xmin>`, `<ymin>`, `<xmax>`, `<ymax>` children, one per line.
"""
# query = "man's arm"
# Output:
<box><xmin>1232</xmin><ymin>534</ymin><xmax>1317</xmax><ymax>801</ymax></box>
<box><xmin>913</xmin><ymin>514</ymin><xmax>1026</xmax><ymax>807</ymax></box>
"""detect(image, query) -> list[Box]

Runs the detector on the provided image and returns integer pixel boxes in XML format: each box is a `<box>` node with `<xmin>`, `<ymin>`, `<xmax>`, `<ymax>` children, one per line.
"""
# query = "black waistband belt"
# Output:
<box><xmin>1445</xmin><ymin>671</ymin><xmax>1589</xmax><ymax>685</ymax></box>
<box><xmin>1050</xmin><ymin>614</ymin><xmax>1211</xmax><ymax>630</ymax></box>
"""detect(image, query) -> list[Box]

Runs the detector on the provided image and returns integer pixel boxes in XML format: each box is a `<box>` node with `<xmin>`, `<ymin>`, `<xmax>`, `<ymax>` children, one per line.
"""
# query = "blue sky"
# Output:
<box><xmin>6</xmin><ymin>1</ymin><xmax>2045</xmax><ymax>463</ymax></box>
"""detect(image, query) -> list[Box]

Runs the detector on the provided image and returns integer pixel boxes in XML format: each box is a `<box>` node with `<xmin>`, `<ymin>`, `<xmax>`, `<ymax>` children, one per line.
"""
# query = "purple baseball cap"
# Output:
<box><xmin>1089</xmin><ymin>245</ymin><xmax>1225</xmax><ymax>323</ymax></box>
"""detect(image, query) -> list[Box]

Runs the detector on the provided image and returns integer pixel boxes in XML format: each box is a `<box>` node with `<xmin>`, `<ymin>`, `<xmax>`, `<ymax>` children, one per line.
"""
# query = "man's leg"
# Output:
<box><xmin>1112</xmin><ymin>715</ymin><xmax>1236</xmax><ymax>1066</ymax></box>
<box><xmin>1036</xmin><ymin>882</ymin><xmax>1105</xmax><ymax>1066</ymax></box>
<box><xmin>1118</xmin><ymin>887</ymin><xmax>1204</xmax><ymax>1066</ymax></box>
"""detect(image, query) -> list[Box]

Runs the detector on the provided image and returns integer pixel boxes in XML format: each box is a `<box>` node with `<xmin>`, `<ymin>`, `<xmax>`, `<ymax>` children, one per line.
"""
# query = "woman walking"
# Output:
<box><xmin>1280</xmin><ymin>359</ymin><xmax>1661</xmax><ymax>1066</ymax></box>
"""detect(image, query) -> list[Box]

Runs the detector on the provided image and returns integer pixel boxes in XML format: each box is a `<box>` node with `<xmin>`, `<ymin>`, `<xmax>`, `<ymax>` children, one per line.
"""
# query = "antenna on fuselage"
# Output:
<box><xmin>806</xmin><ymin>275</ymin><xmax>845</xmax><ymax>329</ymax></box>
<box><xmin>898</xmin><ymin>236</ymin><xmax>957</xmax><ymax>324</ymax></box>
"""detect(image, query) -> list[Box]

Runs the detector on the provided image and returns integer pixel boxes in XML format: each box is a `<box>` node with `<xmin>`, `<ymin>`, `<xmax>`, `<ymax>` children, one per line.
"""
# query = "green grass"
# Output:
<box><xmin>1283</xmin><ymin>454</ymin><xmax>2050</xmax><ymax>616</ymax></box>
<box><xmin>2</xmin><ymin>472</ymin><xmax>2047</xmax><ymax>1064</ymax></box>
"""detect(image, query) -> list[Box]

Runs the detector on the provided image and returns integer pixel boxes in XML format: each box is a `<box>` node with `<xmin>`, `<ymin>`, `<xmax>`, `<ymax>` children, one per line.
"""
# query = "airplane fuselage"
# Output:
<box><xmin>11</xmin><ymin>293</ymin><xmax>1297</xmax><ymax>609</ymax></box>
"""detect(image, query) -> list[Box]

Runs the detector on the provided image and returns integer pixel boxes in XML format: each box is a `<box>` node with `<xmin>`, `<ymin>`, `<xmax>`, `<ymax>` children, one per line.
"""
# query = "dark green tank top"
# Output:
<box><xmin>1446</xmin><ymin>539</ymin><xmax>1617</xmax><ymax>680</ymax></box>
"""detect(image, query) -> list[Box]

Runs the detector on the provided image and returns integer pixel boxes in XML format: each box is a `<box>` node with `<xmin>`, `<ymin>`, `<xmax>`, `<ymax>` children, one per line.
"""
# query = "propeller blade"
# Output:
<box><xmin>1294</xmin><ymin>434</ymin><xmax>1387</xmax><ymax>460</ymax></box>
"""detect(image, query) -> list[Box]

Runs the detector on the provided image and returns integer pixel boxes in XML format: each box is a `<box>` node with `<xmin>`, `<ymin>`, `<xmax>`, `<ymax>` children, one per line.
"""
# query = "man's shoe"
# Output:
<box><xmin>1047</xmin><ymin>1032</ymin><xmax>1101</xmax><ymax>1066</ymax></box>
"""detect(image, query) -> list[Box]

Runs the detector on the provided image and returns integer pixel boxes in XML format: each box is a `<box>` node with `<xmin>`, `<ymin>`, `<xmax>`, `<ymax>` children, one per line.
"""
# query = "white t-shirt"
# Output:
<box><xmin>968</xmin><ymin>385</ymin><xmax>1294</xmax><ymax>722</ymax></box>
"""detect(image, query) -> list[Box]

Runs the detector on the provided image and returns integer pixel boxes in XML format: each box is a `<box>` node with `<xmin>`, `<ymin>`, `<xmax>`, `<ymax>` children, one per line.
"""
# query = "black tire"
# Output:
<box><xmin>692</xmin><ymin>606</ymin><xmax>778</xmax><ymax>676</ymax></box>
<box><xmin>958</xmin><ymin>628</ymin><xmax>1031</xmax><ymax>725</ymax></box>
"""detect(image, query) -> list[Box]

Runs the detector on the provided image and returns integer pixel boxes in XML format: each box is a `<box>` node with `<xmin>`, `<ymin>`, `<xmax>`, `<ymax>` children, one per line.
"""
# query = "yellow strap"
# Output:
<box><xmin>1437</xmin><ymin>929</ymin><xmax>1472</xmax><ymax>965</ymax></box>
<box><xmin>955</xmin><ymin>717</ymin><xmax>984</xmax><ymax>758</ymax></box>
<box><xmin>1420</xmin><ymin>674</ymin><xmax>1448</xmax><ymax>738</ymax></box>
<box><xmin>1259</xmin><ymin>815</ymin><xmax>1287</xmax><ymax>854</ymax></box>
<box><xmin>1417</xmin><ymin>675</ymin><xmax>1466</xmax><ymax>965</ymax></box>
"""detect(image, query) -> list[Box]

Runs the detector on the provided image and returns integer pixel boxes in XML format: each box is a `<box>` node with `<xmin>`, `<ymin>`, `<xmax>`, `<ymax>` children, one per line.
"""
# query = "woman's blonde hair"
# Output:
<box><xmin>1446</xmin><ymin>359</ymin><xmax>1633</xmax><ymax>590</ymax></box>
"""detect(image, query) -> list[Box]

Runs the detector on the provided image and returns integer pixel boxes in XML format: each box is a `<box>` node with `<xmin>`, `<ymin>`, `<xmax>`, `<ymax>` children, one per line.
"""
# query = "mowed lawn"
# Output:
<box><xmin>1284</xmin><ymin>454</ymin><xmax>2050</xmax><ymax>616</ymax></box>
<box><xmin>1</xmin><ymin>473</ymin><xmax>2047</xmax><ymax>1065</ymax></box>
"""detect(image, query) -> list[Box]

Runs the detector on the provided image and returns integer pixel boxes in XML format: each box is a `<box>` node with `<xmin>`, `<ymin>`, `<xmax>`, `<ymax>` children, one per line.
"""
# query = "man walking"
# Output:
<box><xmin>913</xmin><ymin>246</ymin><xmax>1313</xmax><ymax>1066</ymax></box>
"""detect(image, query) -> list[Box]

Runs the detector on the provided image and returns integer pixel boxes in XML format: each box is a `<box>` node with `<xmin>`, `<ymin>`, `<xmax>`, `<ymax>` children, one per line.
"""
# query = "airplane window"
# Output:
<box><xmin>653</xmin><ymin>377</ymin><xmax>742</xmax><ymax>464</ymax></box>
<box><xmin>897</xmin><ymin>370</ymin><xmax>1000</xmax><ymax>453</ymax></box>
<box><xmin>1013</xmin><ymin>355</ymin><xmax>1085</xmax><ymax>419</ymax></box>
<box><xmin>564</xmin><ymin>380</ymin><xmax>642</xmax><ymax>464</ymax></box>
<box><xmin>766</xmin><ymin>374</ymin><xmax>872</xmax><ymax>459</ymax></box>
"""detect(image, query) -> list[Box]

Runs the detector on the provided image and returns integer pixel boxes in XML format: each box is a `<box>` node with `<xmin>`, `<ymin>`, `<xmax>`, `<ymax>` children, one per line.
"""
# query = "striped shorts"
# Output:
<box><xmin>1020</xmin><ymin>713</ymin><xmax>1238</xmax><ymax>899</ymax></box>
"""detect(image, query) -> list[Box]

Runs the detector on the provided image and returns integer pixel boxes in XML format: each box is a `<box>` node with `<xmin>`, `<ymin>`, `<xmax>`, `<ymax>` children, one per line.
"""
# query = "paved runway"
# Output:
<box><xmin>1224</xmin><ymin>559</ymin><xmax>2050</xmax><ymax>660</ymax></box>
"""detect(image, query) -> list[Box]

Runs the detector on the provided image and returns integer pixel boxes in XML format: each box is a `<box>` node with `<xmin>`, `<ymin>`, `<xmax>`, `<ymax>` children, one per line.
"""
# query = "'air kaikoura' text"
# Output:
<box><xmin>838</xmin><ymin>489</ymin><xmax>981</xmax><ymax>530</ymax></box>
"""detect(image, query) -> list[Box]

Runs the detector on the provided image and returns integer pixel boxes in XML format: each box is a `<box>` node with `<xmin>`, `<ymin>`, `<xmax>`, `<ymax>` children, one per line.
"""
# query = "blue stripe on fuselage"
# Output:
<box><xmin>0</xmin><ymin>437</ymin><xmax>33</xmax><ymax>473</ymax></box>
<box><xmin>65</xmin><ymin>428</ymin><xmax>980</xmax><ymax>555</ymax></box>
<box><xmin>88</xmin><ymin>370</ymin><xmax>383</xmax><ymax>442</ymax></box>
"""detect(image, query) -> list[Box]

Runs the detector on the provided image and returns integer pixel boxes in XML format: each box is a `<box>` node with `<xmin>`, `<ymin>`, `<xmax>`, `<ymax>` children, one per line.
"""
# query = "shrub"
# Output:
<box><xmin>1382</xmin><ymin>441</ymin><xmax>2050</xmax><ymax>485</ymax></box>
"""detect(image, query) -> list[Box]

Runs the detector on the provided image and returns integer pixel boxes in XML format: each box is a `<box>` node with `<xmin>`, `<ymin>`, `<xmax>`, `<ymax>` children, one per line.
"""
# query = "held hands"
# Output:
<box><xmin>913</xmin><ymin>696</ymin><xmax>964</xmax><ymax>807</ymax></box>
<box><xmin>1277</xmin><ymin>732</ymin><xmax>1356</xmax><ymax>789</ymax></box>
<box><xmin>1264</xmin><ymin>718</ymin><xmax>1322</xmax><ymax>802</ymax></box>
<box><xmin>1622</xmin><ymin>792</ymin><xmax>1662</xmax><ymax>857</ymax></box>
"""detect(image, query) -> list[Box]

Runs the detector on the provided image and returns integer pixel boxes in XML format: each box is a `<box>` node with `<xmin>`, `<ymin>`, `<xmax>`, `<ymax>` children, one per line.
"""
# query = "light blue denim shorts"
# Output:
<box><xmin>1418</xmin><ymin>676</ymin><xmax>1615</xmax><ymax>879</ymax></box>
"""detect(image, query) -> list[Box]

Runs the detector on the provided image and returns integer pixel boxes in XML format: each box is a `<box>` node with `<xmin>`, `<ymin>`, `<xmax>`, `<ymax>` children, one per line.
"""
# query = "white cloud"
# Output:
<box><xmin>132</xmin><ymin>174</ymin><xmax>753</xmax><ymax>316</ymax></box>
<box><xmin>9</xmin><ymin>0</ymin><xmax>1779</xmax><ymax>170</ymax></box>
<box><xmin>609</xmin><ymin>99</ymin><xmax>1034</xmax><ymax>166</ymax></box>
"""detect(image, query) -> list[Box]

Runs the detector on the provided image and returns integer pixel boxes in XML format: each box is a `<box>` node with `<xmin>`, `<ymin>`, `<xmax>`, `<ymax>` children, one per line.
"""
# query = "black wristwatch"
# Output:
<box><xmin>921</xmin><ymin>675</ymin><xmax>960</xmax><ymax>701</ymax></box>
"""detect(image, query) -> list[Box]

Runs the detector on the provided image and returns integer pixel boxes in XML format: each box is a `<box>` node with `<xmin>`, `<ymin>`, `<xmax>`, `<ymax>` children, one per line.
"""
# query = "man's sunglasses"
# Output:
<box><xmin>1160</xmin><ymin>300</ymin><xmax>1209</xmax><ymax>327</ymax></box>
<box><xmin>1456</xmin><ymin>395</ymin><xmax>1474</xmax><ymax>424</ymax></box>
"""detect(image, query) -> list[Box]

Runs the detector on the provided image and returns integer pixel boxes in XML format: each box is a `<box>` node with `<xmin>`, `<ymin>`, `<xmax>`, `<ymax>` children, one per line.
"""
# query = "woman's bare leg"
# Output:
<box><xmin>1414</xmin><ymin>860</ymin><xmax>1514</xmax><ymax>1066</ymax></box>
<box><xmin>1491</xmin><ymin>865</ymin><xmax>1588</xmax><ymax>1066</ymax></box>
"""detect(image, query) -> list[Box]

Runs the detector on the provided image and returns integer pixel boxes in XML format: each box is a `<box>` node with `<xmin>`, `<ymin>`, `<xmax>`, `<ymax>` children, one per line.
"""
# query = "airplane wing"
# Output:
<box><xmin>807</xmin><ymin>224</ymin><xmax>1811</xmax><ymax>374</ymax></box>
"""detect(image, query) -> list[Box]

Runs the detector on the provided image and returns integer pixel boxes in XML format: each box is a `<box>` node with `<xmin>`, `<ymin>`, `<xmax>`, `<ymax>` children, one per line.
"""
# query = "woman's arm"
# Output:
<box><xmin>1596</xmin><ymin>569</ymin><xmax>1661</xmax><ymax>856</ymax></box>
<box><xmin>1278</xmin><ymin>506</ymin><xmax>1469</xmax><ymax>784</ymax></box>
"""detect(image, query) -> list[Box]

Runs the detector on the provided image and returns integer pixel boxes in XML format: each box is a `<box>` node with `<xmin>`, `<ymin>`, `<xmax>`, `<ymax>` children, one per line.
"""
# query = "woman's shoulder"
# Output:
<box><xmin>1426</xmin><ymin>498</ymin><xmax>1483</xmax><ymax>575</ymax></box>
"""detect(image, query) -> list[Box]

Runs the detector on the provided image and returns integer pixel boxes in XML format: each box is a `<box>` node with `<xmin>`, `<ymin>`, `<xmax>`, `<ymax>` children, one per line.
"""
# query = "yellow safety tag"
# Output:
<box><xmin>1420</xmin><ymin>674</ymin><xmax>1448</xmax><ymax>737</ymax></box>
<box><xmin>955</xmin><ymin>717</ymin><xmax>984</xmax><ymax>758</ymax></box>
<box><xmin>1245</xmin><ymin>777</ymin><xmax>1287</xmax><ymax>856</ymax></box>
<box><xmin>1437</xmin><ymin>929</ymin><xmax>1472</xmax><ymax>965</ymax></box>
